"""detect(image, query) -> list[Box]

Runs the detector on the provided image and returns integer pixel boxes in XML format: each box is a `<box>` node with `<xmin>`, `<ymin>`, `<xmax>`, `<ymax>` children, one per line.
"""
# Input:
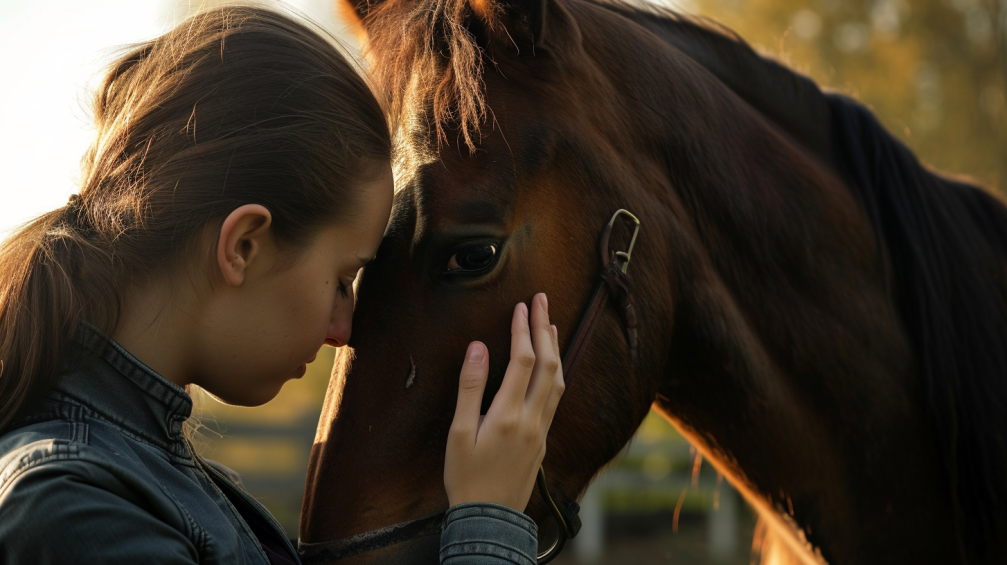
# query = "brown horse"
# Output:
<box><xmin>300</xmin><ymin>0</ymin><xmax>1007</xmax><ymax>563</ymax></box>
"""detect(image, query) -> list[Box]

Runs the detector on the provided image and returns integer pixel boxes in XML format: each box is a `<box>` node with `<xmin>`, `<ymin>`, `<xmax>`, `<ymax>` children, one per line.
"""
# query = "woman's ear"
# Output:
<box><xmin>216</xmin><ymin>204</ymin><xmax>273</xmax><ymax>287</ymax></box>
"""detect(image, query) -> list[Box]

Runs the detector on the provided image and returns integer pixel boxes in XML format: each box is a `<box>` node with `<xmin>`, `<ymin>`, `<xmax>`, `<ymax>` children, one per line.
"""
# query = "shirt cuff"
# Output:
<box><xmin>440</xmin><ymin>502</ymin><xmax>538</xmax><ymax>565</ymax></box>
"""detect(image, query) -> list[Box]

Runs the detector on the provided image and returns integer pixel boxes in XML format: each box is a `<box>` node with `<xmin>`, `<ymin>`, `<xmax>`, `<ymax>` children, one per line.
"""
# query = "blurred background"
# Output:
<box><xmin>2</xmin><ymin>0</ymin><xmax>1004</xmax><ymax>563</ymax></box>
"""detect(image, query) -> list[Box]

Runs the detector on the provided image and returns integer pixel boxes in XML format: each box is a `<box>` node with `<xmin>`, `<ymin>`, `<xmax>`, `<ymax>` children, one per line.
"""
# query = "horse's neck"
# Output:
<box><xmin>644</xmin><ymin>112</ymin><xmax>953</xmax><ymax>561</ymax></box>
<box><xmin>612</xmin><ymin>10</ymin><xmax>1007</xmax><ymax>559</ymax></box>
<box><xmin>575</xmin><ymin>10</ymin><xmax>959</xmax><ymax>563</ymax></box>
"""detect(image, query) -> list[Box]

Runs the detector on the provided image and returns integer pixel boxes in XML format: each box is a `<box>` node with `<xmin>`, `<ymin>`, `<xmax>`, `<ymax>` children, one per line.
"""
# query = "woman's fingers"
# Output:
<box><xmin>540</xmin><ymin>324</ymin><xmax>565</xmax><ymax>429</ymax></box>
<box><xmin>444</xmin><ymin>294</ymin><xmax>565</xmax><ymax>512</ymax></box>
<box><xmin>450</xmin><ymin>341</ymin><xmax>489</xmax><ymax>444</ymax></box>
<box><xmin>494</xmin><ymin>302</ymin><xmax>536</xmax><ymax>412</ymax></box>
<box><xmin>526</xmin><ymin>294</ymin><xmax>561</xmax><ymax>414</ymax></box>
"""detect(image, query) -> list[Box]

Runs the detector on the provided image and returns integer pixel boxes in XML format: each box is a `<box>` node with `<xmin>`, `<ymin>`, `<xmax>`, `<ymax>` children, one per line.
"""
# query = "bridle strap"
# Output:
<box><xmin>299</xmin><ymin>209</ymin><xmax>641</xmax><ymax>565</ymax></box>
<box><xmin>560</xmin><ymin>208</ymin><xmax>641</xmax><ymax>380</ymax></box>
<box><xmin>536</xmin><ymin>209</ymin><xmax>640</xmax><ymax>564</ymax></box>
<box><xmin>562</xmin><ymin>259</ymin><xmax>639</xmax><ymax>377</ymax></box>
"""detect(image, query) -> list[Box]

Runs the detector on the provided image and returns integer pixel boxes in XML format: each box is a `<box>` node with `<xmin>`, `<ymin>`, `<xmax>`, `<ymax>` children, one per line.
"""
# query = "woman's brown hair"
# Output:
<box><xmin>0</xmin><ymin>5</ymin><xmax>390</xmax><ymax>430</ymax></box>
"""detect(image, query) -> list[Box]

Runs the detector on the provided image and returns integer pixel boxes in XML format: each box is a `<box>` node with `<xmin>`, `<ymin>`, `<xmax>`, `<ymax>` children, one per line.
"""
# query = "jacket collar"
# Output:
<box><xmin>52</xmin><ymin>321</ymin><xmax>194</xmax><ymax>458</ymax></box>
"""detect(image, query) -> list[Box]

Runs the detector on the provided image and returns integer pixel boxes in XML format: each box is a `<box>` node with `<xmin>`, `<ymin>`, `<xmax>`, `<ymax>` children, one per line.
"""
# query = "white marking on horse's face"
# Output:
<box><xmin>406</xmin><ymin>357</ymin><xmax>417</xmax><ymax>389</ymax></box>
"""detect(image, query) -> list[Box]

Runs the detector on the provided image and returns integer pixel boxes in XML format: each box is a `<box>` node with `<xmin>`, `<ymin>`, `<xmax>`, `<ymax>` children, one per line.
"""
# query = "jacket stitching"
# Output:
<box><xmin>0</xmin><ymin>442</ymin><xmax>80</xmax><ymax>495</ymax></box>
<box><xmin>50</xmin><ymin>390</ymin><xmax>190</xmax><ymax>460</ymax></box>
<box><xmin>444</xmin><ymin>512</ymin><xmax>537</xmax><ymax>536</ymax></box>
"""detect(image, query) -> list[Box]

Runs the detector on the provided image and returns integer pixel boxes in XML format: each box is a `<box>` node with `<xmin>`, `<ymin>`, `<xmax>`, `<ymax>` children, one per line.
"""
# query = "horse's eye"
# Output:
<box><xmin>446</xmin><ymin>242</ymin><xmax>498</xmax><ymax>274</ymax></box>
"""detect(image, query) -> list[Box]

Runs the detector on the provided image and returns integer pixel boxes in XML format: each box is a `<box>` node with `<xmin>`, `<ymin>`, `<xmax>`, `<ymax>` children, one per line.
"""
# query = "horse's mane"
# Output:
<box><xmin>835</xmin><ymin>99</ymin><xmax>1007</xmax><ymax>555</ymax></box>
<box><xmin>363</xmin><ymin>0</ymin><xmax>1007</xmax><ymax>554</ymax></box>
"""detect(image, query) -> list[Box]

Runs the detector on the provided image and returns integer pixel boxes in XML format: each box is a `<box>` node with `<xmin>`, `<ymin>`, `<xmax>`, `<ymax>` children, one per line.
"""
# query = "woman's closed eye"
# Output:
<box><xmin>336</xmin><ymin>274</ymin><xmax>357</xmax><ymax>299</ymax></box>
<box><xmin>335</xmin><ymin>266</ymin><xmax>365</xmax><ymax>300</ymax></box>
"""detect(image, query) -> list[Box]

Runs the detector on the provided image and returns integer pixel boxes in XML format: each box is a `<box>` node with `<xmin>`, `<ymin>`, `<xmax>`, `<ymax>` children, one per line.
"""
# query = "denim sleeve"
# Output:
<box><xmin>0</xmin><ymin>459</ymin><xmax>199</xmax><ymax>565</ymax></box>
<box><xmin>439</xmin><ymin>502</ymin><xmax>538</xmax><ymax>565</ymax></box>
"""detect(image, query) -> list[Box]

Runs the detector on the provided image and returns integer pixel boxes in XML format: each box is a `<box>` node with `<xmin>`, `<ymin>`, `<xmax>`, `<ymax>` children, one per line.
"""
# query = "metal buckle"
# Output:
<box><xmin>606</xmin><ymin>209</ymin><xmax>641</xmax><ymax>274</ymax></box>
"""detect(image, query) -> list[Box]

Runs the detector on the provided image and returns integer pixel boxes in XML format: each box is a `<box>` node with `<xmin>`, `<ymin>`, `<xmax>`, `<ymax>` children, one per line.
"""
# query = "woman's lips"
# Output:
<box><xmin>292</xmin><ymin>353</ymin><xmax>317</xmax><ymax>379</ymax></box>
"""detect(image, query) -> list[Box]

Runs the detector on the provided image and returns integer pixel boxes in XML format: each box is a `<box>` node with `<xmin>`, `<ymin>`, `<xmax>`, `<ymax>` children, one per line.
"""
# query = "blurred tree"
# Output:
<box><xmin>672</xmin><ymin>0</ymin><xmax>1006</xmax><ymax>192</ymax></box>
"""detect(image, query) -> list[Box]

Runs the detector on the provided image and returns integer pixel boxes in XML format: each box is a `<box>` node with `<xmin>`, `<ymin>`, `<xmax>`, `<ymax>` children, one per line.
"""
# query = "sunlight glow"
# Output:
<box><xmin>0</xmin><ymin>0</ymin><xmax>356</xmax><ymax>242</ymax></box>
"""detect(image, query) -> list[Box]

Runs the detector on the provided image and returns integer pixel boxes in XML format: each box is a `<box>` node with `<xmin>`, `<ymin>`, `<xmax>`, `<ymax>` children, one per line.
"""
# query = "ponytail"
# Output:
<box><xmin>0</xmin><ymin>203</ymin><xmax>113</xmax><ymax>430</ymax></box>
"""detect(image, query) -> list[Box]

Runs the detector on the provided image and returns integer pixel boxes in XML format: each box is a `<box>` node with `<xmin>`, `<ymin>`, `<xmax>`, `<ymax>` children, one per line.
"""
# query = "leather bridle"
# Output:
<box><xmin>299</xmin><ymin>209</ymin><xmax>641</xmax><ymax>565</ymax></box>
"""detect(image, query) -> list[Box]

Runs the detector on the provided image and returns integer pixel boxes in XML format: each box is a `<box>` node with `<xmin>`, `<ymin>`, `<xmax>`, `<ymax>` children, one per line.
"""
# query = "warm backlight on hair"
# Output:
<box><xmin>0</xmin><ymin>0</ymin><xmax>356</xmax><ymax>243</ymax></box>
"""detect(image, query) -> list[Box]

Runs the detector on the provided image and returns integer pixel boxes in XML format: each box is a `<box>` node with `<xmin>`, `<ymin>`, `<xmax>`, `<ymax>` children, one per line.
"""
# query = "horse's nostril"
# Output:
<box><xmin>405</xmin><ymin>357</ymin><xmax>417</xmax><ymax>389</ymax></box>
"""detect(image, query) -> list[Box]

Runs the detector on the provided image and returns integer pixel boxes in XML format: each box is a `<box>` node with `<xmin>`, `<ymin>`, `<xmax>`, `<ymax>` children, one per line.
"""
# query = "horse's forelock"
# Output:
<box><xmin>364</xmin><ymin>0</ymin><xmax>497</xmax><ymax>153</ymax></box>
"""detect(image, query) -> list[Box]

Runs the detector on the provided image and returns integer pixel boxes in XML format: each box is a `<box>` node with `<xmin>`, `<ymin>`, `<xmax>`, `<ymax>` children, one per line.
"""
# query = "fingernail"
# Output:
<box><xmin>541</xmin><ymin>293</ymin><xmax>548</xmax><ymax>312</ymax></box>
<box><xmin>468</xmin><ymin>342</ymin><xmax>486</xmax><ymax>363</ymax></box>
<box><xmin>519</xmin><ymin>302</ymin><xmax>528</xmax><ymax>321</ymax></box>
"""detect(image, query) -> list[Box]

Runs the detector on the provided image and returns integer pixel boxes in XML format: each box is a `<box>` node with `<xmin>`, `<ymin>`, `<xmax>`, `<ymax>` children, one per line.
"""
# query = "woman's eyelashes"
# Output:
<box><xmin>336</xmin><ymin>271</ymin><xmax>361</xmax><ymax>299</ymax></box>
<box><xmin>335</xmin><ymin>267</ymin><xmax>365</xmax><ymax>300</ymax></box>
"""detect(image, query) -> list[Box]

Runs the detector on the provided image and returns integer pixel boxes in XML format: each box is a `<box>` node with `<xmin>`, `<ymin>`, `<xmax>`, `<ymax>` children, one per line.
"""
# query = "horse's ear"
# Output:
<box><xmin>471</xmin><ymin>0</ymin><xmax>574</xmax><ymax>53</ymax></box>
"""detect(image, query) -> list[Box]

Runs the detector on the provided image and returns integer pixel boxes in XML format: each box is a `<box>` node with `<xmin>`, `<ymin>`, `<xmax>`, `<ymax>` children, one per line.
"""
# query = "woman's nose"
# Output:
<box><xmin>325</xmin><ymin>304</ymin><xmax>353</xmax><ymax>347</ymax></box>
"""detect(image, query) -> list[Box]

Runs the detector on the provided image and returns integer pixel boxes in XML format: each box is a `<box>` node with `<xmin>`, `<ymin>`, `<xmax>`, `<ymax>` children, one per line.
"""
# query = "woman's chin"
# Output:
<box><xmin>199</xmin><ymin>364</ymin><xmax>307</xmax><ymax>406</ymax></box>
<box><xmin>211</xmin><ymin>382</ymin><xmax>287</xmax><ymax>407</ymax></box>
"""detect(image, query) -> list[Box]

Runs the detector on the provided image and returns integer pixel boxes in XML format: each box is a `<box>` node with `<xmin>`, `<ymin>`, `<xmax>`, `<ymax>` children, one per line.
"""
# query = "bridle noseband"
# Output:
<box><xmin>299</xmin><ymin>209</ymin><xmax>641</xmax><ymax>565</ymax></box>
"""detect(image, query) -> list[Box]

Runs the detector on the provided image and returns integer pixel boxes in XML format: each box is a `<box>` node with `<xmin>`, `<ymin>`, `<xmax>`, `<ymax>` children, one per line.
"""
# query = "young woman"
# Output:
<box><xmin>0</xmin><ymin>6</ymin><xmax>564</xmax><ymax>565</ymax></box>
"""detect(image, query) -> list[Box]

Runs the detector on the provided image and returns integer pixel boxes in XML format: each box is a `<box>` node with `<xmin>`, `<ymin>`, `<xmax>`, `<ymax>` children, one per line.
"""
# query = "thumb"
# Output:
<box><xmin>452</xmin><ymin>342</ymin><xmax>489</xmax><ymax>438</ymax></box>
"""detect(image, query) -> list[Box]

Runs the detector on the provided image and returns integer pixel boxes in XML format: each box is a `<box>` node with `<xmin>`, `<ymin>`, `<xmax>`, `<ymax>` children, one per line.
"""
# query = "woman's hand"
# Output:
<box><xmin>444</xmin><ymin>292</ymin><xmax>565</xmax><ymax>512</ymax></box>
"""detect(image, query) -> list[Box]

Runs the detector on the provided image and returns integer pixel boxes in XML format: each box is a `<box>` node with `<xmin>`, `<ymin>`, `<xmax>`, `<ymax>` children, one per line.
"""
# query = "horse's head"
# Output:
<box><xmin>301</xmin><ymin>0</ymin><xmax>683</xmax><ymax>561</ymax></box>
